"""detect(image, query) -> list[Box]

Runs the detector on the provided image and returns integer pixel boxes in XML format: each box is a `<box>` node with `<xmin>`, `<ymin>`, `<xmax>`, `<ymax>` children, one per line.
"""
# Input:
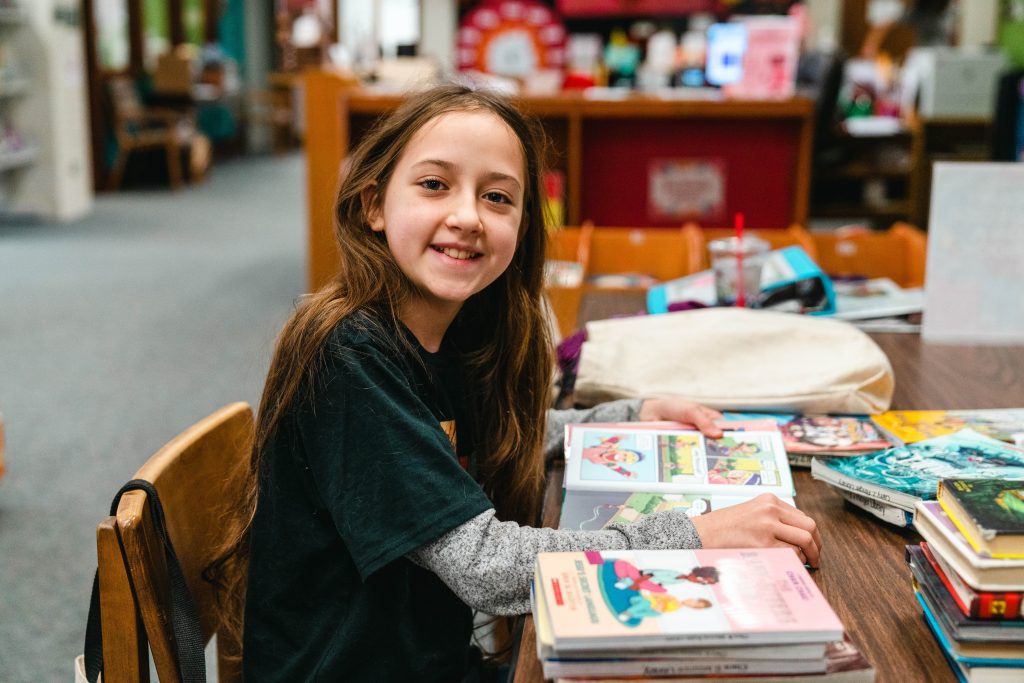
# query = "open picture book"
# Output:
<box><xmin>559</xmin><ymin>422</ymin><xmax>794</xmax><ymax>531</ymax></box>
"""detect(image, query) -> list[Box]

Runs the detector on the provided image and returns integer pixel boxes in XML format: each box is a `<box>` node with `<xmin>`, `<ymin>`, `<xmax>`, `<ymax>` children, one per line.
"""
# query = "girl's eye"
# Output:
<box><xmin>420</xmin><ymin>179</ymin><xmax>445</xmax><ymax>191</ymax></box>
<box><xmin>483</xmin><ymin>191</ymin><xmax>511</xmax><ymax>205</ymax></box>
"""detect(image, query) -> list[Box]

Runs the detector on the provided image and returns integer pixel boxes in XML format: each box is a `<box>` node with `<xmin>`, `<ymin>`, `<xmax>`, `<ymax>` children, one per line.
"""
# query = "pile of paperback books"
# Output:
<box><xmin>906</xmin><ymin>478</ymin><xmax>1024</xmax><ymax>682</ymax></box>
<box><xmin>531</xmin><ymin>547</ymin><xmax>875</xmax><ymax>682</ymax></box>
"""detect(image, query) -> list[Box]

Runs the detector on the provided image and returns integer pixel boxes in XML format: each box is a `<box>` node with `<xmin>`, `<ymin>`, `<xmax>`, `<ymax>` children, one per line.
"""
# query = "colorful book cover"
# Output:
<box><xmin>535</xmin><ymin>548</ymin><xmax>844</xmax><ymax>652</ymax></box>
<box><xmin>872</xmin><ymin>409</ymin><xmax>1024</xmax><ymax>446</ymax></box>
<box><xmin>920</xmin><ymin>541</ymin><xmax>1023</xmax><ymax>620</ymax></box>
<box><xmin>780</xmin><ymin>416</ymin><xmax>892</xmax><ymax>455</ymax></box>
<box><xmin>939</xmin><ymin>479</ymin><xmax>1024</xmax><ymax>557</ymax></box>
<box><xmin>564</xmin><ymin>425</ymin><xmax>793</xmax><ymax>498</ymax></box>
<box><xmin>811</xmin><ymin>429</ymin><xmax>1024</xmax><ymax>512</ymax></box>
<box><xmin>913</xmin><ymin>502</ymin><xmax>1024</xmax><ymax>591</ymax></box>
<box><xmin>906</xmin><ymin>545</ymin><xmax>1024</xmax><ymax>642</ymax></box>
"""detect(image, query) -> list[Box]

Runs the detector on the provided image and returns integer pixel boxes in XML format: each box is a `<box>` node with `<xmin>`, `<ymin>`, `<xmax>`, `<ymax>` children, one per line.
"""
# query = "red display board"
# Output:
<box><xmin>580</xmin><ymin>117</ymin><xmax>801</xmax><ymax>228</ymax></box>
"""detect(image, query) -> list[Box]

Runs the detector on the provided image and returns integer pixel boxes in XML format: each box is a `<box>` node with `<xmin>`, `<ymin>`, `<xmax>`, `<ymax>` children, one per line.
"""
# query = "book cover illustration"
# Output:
<box><xmin>872</xmin><ymin>409</ymin><xmax>1024</xmax><ymax>446</ymax></box>
<box><xmin>780</xmin><ymin>416</ymin><xmax>892</xmax><ymax>455</ymax></box>
<box><xmin>536</xmin><ymin>548</ymin><xmax>844</xmax><ymax>651</ymax></box>
<box><xmin>565</xmin><ymin>426</ymin><xmax>792</xmax><ymax>497</ymax></box>
<box><xmin>942</xmin><ymin>478</ymin><xmax>1024</xmax><ymax>540</ymax></box>
<box><xmin>814</xmin><ymin>429</ymin><xmax>1024</xmax><ymax>511</ymax></box>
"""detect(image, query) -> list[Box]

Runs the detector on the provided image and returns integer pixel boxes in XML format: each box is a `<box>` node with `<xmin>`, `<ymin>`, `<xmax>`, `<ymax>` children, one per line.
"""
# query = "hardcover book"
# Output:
<box><xmin>920</xmin><ymin>541</ymin><xmax>1023</xmax><ymax>620</ymax></box>
<box><xmin>913</xmin><ymin>502</ymin><xmax>1024</xmax><ymax>591</ymax></box>
<box><xmin>534</xmin><ymin>548</ymin><xmax>844</xmax><ymax>652</ymax></box>
<box><xmin>810</xmin><ymin>429</ymin><xmax>1024</xmax><ymax>513</ymax></box>
<box><xmin>559</xmin><ymin>423</ymin><xmax>794</xmax><ymax>530</ymax></box>
<box><xmin>938</xmin><ymin>479</ymin><xmax>1024</xmax><ymax>559</ymax></box>
<box><xmin>872</xmin><ymin>409</ymin><xmax>1024</xmax><ymax>447</ymax></box>
<box><xmin>906</xmin><ymin>545</ymin><xmax>1024</xmax><ymax>642</ymax></box>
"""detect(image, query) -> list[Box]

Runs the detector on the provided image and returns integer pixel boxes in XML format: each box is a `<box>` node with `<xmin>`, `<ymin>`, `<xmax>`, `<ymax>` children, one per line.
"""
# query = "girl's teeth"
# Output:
<box><xmin>440</xmin><ymin>247</ymin><xmax>475</xmax><ymax>260</ymax></box>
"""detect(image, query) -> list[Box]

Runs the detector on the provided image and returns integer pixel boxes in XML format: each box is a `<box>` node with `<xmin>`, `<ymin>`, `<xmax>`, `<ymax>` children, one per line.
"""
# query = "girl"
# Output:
<box><xmin>214</xmin><ymin>84</ymin><xmax>821</xmax><ymax>682</ymax></box>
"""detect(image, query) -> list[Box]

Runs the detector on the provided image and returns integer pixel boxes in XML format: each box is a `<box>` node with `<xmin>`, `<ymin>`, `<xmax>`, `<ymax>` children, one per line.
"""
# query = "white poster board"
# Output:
<box><xmin>922</xmin><ymin>162</ymin><xmax>1024</xmax><ymax>344</ymax></box>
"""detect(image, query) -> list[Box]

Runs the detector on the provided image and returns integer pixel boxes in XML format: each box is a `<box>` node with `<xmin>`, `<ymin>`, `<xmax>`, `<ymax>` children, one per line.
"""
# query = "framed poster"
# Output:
<box><xmin>648</xmin><ymin>158</ymin><xmax>726</xmax><ymax>222</ymax></box>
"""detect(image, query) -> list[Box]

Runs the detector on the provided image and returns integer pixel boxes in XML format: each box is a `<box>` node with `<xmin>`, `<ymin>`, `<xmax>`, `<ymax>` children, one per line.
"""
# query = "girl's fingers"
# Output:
<box><xmin>775</xmin><ymin>525</ymin><xmax>821</xmax><ymax>568</ymax></box>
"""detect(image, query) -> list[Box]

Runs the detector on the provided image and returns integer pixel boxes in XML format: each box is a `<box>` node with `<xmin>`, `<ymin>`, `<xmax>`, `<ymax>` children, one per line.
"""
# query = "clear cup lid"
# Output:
<box><xmin>707</xmin><ymin>235</ymin><xmax>770</xmax><ymax>256</ymax></box>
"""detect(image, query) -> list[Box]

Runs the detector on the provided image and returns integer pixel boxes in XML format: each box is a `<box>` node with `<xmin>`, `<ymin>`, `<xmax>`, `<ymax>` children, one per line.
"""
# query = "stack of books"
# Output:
<box><xmin>810</xmin><ymin>430</ymin><xmax>1024</xmax><ymax>527</ymax></box>
<box><xmin>907</xmin><ymin>478</ymin><xmax>1024</xmax><ymax>681</ymax></box>
<box><xmin>558</xmin><ymin>421</ymin><xmax>794</xmax><ymax>532</ymax></box>
<box><xmin>531</xmin><ymin>548</ymin><xmax>875</xmax><ymax>682</ymax></box>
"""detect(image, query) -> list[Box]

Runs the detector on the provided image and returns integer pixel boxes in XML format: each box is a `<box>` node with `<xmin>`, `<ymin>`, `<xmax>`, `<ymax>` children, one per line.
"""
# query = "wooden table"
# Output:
<box><xmin>511</xmin><ymin>320</ymin><xmax>1024</xmax><ymax>682</ymax></box>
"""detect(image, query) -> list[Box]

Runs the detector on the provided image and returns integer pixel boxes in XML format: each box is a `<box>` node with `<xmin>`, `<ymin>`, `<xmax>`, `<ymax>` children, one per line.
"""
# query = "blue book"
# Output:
<box><xmin>810</xmin><ymin>429</ymin><xmax>1024</xmax><ymax>512</ymax></box>
<box><xmin>647</xmin><ymin>246</ymin><xmax>835</xmax><ymax>316</ymax></box>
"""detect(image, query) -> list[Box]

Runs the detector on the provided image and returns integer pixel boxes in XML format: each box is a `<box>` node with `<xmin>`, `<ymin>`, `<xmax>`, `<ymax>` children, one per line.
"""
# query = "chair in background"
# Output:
<box><xmin>545</xmin><ymin>224</ymin><xmax>593</xmax><ymax>339</ymax></box>
<box><xmin>95</xmin><ymin>402</ymin><xmax>253</xmax><ymax>682</ymax></box>
<box><xmin>810</xmin><ymin>222</ymin><xmax>927</xmax><ymax>288</ymax></box>
<box><xmin>584</xmin><ymin>223</ymin><xmax>704</xmax><ymax>290</ymax></box>
<box><xmin>106</xmin><ymin>76</ymin><xmax>207</xmax><ymax>191</ymax></box>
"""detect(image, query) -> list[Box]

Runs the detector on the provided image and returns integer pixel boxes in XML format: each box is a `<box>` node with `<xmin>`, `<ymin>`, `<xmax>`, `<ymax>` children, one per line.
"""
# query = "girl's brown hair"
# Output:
<box><xmin>206</xmin><ymin>83</ymin><xmax>554</xmax><ymax>644</ymax></box>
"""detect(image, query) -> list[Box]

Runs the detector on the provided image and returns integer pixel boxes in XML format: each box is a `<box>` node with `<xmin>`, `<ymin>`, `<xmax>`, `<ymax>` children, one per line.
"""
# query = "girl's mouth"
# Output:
<box><xmin>432</xmin><ymin>246</ymin><xmax>481</xmax><ymax>260</ymax></box>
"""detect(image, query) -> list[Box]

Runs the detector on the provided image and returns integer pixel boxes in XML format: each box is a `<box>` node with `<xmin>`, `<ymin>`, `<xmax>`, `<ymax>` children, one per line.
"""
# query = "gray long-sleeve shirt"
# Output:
<box><xmin>408</xmin><ymin>399</ymin><xmax>702</xmax><ymax>616</ymax></box>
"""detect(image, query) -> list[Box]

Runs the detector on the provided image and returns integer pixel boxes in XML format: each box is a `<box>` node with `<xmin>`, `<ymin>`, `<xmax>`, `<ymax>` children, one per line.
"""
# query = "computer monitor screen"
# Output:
<box><xmin>705</xmin><ymin>23</ymin><xmax>747</xmax><ymax>87</ymax></box>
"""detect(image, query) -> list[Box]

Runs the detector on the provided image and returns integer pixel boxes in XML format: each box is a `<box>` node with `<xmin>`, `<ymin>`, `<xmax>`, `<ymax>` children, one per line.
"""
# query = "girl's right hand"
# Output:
<box><xmin>689</xmin><ymin>493</ymin><xmax>822</xmax><ymax>568</ymax></box>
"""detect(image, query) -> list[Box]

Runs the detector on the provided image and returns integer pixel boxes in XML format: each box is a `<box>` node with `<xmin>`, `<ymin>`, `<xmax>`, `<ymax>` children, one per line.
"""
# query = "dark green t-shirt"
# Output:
<box><xmin>244</xmin><ymin>315</ymin><xmax>494</xmax><ymax>682</ymax></box>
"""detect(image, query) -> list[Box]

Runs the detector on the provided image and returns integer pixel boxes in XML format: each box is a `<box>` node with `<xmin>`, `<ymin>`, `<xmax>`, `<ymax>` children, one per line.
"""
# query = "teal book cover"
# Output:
<box><xmin>822</xmin><ymin>429</ymin><xmax>1024</xmax><ymax>502</ymax></box>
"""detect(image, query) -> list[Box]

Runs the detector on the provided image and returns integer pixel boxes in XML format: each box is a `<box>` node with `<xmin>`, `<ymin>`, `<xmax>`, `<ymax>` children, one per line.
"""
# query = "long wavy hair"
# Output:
<box><xmin>206</xmin><ymin>83</ymin><xmax>554</xmax><ymax>647</ymax></box>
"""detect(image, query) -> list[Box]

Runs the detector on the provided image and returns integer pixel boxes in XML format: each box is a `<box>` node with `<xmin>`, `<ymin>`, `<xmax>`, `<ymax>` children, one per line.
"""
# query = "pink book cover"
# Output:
<box><xmin>536</xmin><ymin>548</ymin><xmax>844</xmax><ymax>651</ymax></box>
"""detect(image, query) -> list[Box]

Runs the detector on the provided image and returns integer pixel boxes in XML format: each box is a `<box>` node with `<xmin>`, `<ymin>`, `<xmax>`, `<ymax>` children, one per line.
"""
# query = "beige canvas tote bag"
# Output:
<box><xmin>574</xmin><ymin>308</ymin><xmax>894</xmax><ymax>414</ymax></box>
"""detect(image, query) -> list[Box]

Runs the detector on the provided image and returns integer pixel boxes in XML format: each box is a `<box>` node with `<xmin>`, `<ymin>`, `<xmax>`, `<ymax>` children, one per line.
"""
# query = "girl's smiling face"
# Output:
<box><xmin>365</xmin><ymin>110</ymin><xmax>525</xmax><ymax>326</ymax></box>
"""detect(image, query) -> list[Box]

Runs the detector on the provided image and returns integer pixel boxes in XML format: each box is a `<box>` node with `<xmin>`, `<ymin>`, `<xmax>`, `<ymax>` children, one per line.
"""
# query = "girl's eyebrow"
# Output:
<box><xmin>412</xmin><ymin>159</ymin><xmax>522</xmax><ymax>191</ymax></box>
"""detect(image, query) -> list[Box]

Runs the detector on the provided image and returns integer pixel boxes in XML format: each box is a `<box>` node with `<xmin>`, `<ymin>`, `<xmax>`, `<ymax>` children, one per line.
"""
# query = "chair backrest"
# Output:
<box><xmin>586</xmin><ymin>224</ymin><xmax>704</xmax><ymax>285</ymax></box>
<box><xmin>810</xmin><ymin>222</ymin><xmax>927</xmax><ymax>288</ymax></box>
<box><xmin>97</xmin><ymin>402</ymin><xmax>254</xmax><ymax>682</ymax></box>
<box><xmin>107</xmin><ymin>76</ymin><xmax>146</xmax><ymax>127</ymax></box>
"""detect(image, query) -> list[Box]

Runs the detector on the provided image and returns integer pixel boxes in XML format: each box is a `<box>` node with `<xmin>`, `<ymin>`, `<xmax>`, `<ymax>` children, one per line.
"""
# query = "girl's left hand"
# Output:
<box><xmin>638</xmin><ymin>397</ymin><xmax>724</xmax><ymax>438</ymax></box>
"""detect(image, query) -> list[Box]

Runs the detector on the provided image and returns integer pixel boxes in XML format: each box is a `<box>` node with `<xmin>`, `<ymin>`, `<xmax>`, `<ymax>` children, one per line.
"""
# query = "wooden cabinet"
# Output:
<box><xmin>302</xmin><ymin>72</ymin><xmax>813</xmax><ymax>291</ymax></box>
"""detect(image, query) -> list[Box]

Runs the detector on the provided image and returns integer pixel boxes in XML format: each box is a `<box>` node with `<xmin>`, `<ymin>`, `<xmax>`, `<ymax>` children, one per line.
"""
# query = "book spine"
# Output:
<box><xmin>922</xmin><ymin>541</ymin><xmax>1024</xmax><ymax>620</ymax></box>
<box><xmin>976</xmin><ymin>592</ymin><xmax>1023</xmax><ymax>620</ymax></box>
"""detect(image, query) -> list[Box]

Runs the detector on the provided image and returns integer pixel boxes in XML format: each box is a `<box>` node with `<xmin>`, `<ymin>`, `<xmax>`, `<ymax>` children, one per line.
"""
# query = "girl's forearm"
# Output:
<box><xmin>543</xmin><ymin>398</ymin><xmax>644</xmax><ymax>464</ymax></box>
<box><xmin>407</xmin><ymin>507</ymin><xmax>700</xmax><ymax>616</ymax></box>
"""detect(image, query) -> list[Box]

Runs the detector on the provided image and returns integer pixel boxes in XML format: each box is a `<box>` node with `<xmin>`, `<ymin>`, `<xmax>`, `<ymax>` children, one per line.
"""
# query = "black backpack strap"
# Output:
<box><xmin>84</xmin><ymin>478</ymin><xmax>207</xmax><ymax>682</ymax></box>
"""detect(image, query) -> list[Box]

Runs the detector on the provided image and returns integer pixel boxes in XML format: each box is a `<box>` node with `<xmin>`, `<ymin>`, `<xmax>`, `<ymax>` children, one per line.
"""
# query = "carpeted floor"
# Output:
<box><xmin>0</xmin><ymin>153</ymin><xmax>306</xmax><ymax>682</ymax></box>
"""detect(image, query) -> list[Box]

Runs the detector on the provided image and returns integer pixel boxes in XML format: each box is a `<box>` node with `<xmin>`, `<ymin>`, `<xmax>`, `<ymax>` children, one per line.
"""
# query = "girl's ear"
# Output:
<box><xmin>361</xmin><ymin>182</ymin><xmax>385</xmax><ymax>232</ymax></box>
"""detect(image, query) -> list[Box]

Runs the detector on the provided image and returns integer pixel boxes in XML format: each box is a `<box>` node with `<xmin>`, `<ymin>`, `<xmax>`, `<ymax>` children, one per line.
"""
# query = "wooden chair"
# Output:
<box><xmin>106</xmin><ymin>76</ymin><xmax>200</xmax><ymax>191</ymax></box>
<box><xmin>694</xmin><ymin>223</ymin><xmax>819</xmax><ymax>267</ymax></box>
<box><xmin>585</xmin><ymin>223</ymin><xmax>705</xmax><ymax>290</ymax></box>
<box><xmin>810</xmin><ymin>222</ymin><xmax>927</xmax><ymax>288</ymax></box>
<box><xmin>545</xmin><ymin>224</ymin><xmax>593</xmax><ymax>339</ymax></box>
<box><xmin>95</xmin><ymin>402</ymin><xmax>253</xmax><ymax>682</ymax></box>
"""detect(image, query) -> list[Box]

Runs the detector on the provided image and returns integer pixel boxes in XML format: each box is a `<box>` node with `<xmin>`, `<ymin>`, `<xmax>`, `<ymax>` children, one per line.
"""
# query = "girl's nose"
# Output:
<box><xmin>445</xmin><ymin>193</ymin><xmax>482</xmax><ymax>233</ymax></box>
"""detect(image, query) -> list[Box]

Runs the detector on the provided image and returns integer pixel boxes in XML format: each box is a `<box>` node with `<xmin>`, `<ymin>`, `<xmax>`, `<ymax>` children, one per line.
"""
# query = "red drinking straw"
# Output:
<box><xmin>735</xmin><ymin>212</ymin><xmax>746</xmax><ymax>308</ymax></box>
